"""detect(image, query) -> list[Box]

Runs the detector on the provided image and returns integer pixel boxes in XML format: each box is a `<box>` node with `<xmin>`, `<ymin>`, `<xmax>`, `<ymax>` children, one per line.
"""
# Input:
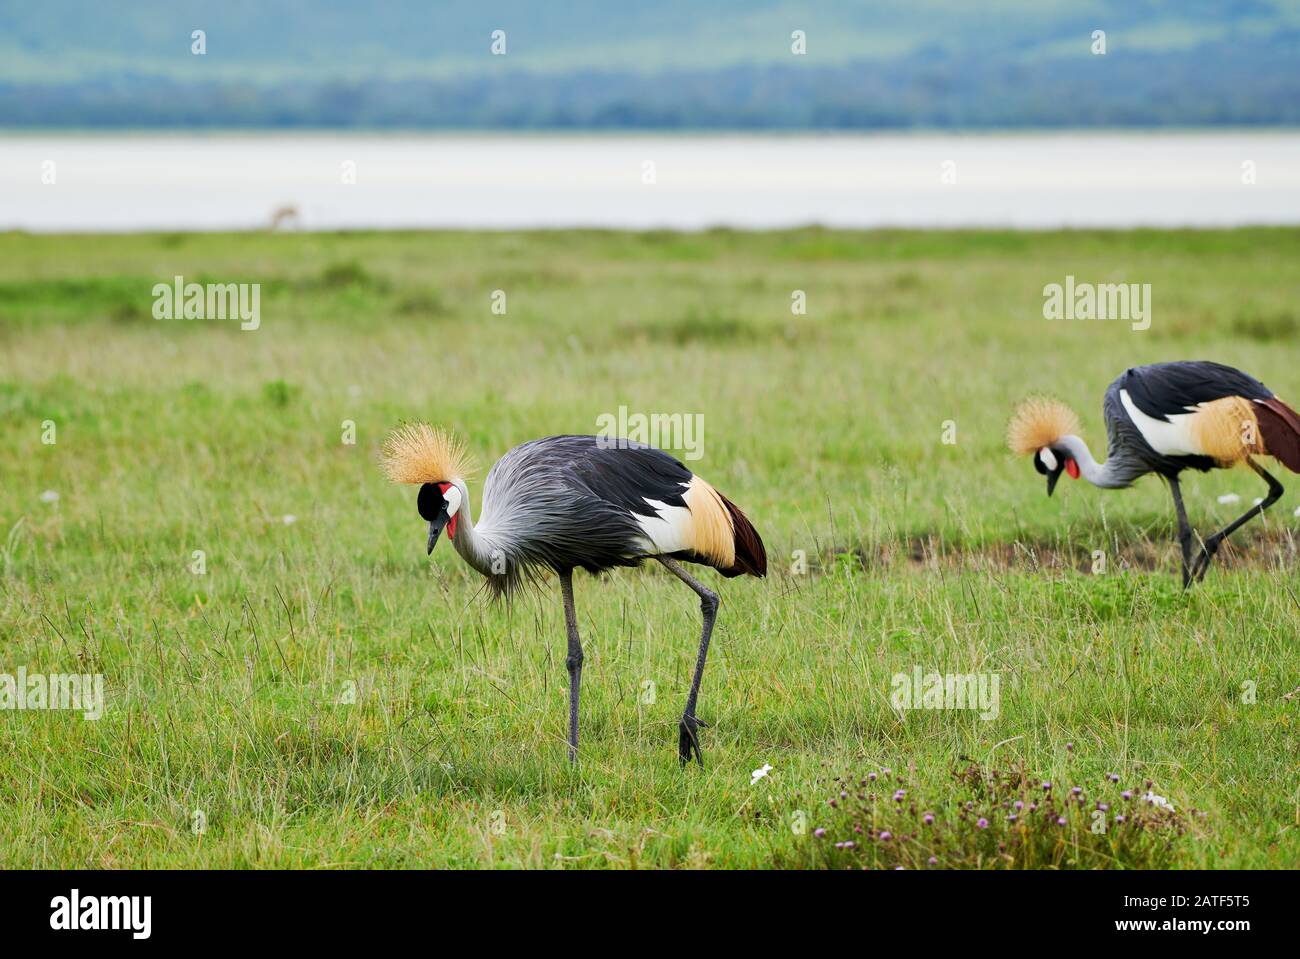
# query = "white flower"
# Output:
<box><xmin>1143</xmin><ymin>791</ymin><xmax>1175</xmax><ymax>812</ymax></box>
<box><xmin>750</xmin><ymin>763</ymin><xmax>773</xmax><ymax>785</ymax></box>
<box><xmin>39</xmin><ymin>489</ymin><xmax>59</xmax><ymax>504</ymax></box>
<box><xmin>282</xmin><ymin>515</ymin><xmax>297</xmax><ymax>525</ymax></box>
<box><xmin>1217</xmin><ymin>493</ymin><xmax>1240</xmax><ymax>505</ymax></box>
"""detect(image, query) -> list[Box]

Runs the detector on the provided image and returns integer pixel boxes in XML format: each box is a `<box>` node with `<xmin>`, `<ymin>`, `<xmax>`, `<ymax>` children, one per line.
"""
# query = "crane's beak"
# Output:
<box><xmin>1046</xmin><ymin>470</ymin><xmax>1061</xmax><ymax>497</ymax></box>
<box><xmin>427</xmin><ymin>514</ymin><xmax>450</xmax><ymax>554</ymax></box>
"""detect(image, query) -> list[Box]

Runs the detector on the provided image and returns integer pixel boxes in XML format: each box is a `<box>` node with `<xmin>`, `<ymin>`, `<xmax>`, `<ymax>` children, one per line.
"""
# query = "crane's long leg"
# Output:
<box><xmin>1167</xmin><ymin>476</ymin><xmax>1195</xmax><ymax>589</ymax></box>
<box><xmin>657</xmin><ymin>556</ymin><xmax>718</xmax><ymax>767</ymax></box>
<box><xmin>559</xmin><ymin>569</ymin><xmax>584</xmax><ymax>763</ymax></box>
<box><xmin>1190</xmin><ymin>458</ymin><xmax>1284</xmax><ymax>583</ymax></box>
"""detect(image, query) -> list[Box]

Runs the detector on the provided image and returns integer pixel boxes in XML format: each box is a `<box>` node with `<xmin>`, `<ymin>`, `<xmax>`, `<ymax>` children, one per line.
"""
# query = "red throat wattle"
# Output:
<box><xmin>1065</xmin><ymin>458</ymin><xmax>1080</xmax><ymax>480</ymax></box>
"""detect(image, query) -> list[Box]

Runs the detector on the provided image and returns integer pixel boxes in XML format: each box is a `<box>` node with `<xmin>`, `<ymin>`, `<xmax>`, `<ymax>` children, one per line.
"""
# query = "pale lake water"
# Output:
<box><xmin>2</xmin><ymin>131</ymin><xmax>1298</xmax><ymax>232</ymax></box>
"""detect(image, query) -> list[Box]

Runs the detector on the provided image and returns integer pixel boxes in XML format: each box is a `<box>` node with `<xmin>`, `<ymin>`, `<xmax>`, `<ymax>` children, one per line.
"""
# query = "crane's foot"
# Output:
<box><xmin>1190</xmin><ymin>537</ymin><xmax>1223</xmax><ymax>583</ymax></box>
<box><xmin>678</xmin><ymin>713</ymin><xmax>708</xmax><ymax>767</ymax></box>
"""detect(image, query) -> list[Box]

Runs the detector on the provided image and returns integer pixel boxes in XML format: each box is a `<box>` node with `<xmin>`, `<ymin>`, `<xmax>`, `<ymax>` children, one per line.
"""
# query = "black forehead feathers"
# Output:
<box><xmin>417</xmin><ymin>483</ymin><xmax>447</xmax><ymax>522</ymax></box>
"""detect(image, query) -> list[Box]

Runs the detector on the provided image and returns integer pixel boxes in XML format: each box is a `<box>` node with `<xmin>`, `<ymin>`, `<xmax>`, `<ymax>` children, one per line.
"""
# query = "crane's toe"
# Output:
<box><xmin>678</xmin><ymin>714</ymin><xmax>708</xmax><ymax>767</ymax></box>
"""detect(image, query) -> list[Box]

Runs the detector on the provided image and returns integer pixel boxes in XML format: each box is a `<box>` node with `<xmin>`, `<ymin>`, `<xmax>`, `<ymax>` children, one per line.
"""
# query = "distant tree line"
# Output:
<box><xmin>5</xmin><ymin>40</ymin><xmax>1299</xmax><ymax>128</ymax></box>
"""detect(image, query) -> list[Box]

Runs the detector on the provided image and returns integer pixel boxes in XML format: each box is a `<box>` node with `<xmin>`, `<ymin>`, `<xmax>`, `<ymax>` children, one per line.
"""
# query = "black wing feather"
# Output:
<box><xmin>558</xmin><ymin>437</ymin><xmax>693</xmax><ymax>515</ymax></box>
<box><xmin>1120</xmin><ymin>361</ymin><xmax>1273</xmax><ymax>422</ymax></box>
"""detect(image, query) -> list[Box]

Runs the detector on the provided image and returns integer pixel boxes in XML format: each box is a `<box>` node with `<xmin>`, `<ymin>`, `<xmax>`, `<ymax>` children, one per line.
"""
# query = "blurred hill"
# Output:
<box><xmin>2</xmin><ymin>0</ymin><xmax>1298</xmax><ymax>127</ymax></box>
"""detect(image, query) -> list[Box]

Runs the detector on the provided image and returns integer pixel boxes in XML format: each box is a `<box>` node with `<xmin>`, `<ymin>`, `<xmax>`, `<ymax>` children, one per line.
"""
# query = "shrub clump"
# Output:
<box><xmin>806</xmin><ymin>761</ymin><xmax>1201</xmax><ymax>869</ymax></box>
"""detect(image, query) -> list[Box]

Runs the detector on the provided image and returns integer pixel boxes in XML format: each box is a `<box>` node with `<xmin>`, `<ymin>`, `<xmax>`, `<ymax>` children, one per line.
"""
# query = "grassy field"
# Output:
<box><xmin>2</xmin><ymin>227</ymin><xmax>1299</xmax><ymax>868</ymax></box>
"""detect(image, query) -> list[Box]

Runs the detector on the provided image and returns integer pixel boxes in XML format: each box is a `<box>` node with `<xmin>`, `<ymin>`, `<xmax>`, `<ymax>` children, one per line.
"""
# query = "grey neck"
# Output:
<box><xmin>448</xmin><ymin>482</ymin><xmax>499</xmax><ymax>577</ymax></box>
<box><xmin>1056</xmin><ymin>434</ymin><xmax>1129</xmax><ymax>489</ymax></box>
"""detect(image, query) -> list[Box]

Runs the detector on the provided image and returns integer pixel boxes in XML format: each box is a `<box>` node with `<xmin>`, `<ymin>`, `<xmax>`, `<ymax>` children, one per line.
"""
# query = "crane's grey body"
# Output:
<box><xmin>452</xmin><ymin>434</ymin><xmax>698</xmax><ymax>596</ymax></box>
<box><xmin>1098</xmin><ymin>376</ymin><xmax>1208</xmax><ymax>482</ymax></box>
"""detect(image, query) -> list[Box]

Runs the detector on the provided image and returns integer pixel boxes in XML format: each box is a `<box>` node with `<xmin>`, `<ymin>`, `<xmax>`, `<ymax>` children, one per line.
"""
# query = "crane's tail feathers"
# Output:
<box><xmin>380</xmin><ymin>422</ymin><xmax>477</xmax><ymax>484</ymax></box>
<box><xmin>1007</xmin><ymin>396</ymin><xmax>1082</xmax><ymax>456</ymax></box>
<box><xmin>1255</xmin><ymin>397</ymin><xmax>1300</xmax><ymax>473</ymax></box>
<box><xmin>716</xmin><ymin>491</ymin><xmax>767</xmax><ymax>578</ymax></box>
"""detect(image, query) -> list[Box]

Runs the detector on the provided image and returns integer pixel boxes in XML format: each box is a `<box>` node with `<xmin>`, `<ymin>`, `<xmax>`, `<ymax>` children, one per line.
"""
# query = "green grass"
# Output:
<box><xmin>2</xmin><ymin>227</ymin><xmax>1299</xmax><ymax>868</ymax></box>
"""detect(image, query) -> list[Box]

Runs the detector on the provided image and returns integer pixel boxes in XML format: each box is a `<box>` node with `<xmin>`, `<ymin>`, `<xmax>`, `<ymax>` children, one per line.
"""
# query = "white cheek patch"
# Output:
<box><xmin>442</xmin><ymin>485</ymin><xmax>462</xmax><ymax>516</ymax></box>
<box><xmin>1038</xmin><ymin>447</ymin><xmax>1058</xmax><ymax>471</ymax></box>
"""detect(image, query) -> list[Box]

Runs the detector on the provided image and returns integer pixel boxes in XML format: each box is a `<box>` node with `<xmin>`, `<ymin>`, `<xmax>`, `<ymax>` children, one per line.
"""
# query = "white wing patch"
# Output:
<box><xmin>1120</xmin><ymin>389</ymin><xmax>1202</xmax><ymax>457</ymax></box>
<box><xmin>632</xmin><ymin>491</ymin><xmax>694</xmax><ymax>556</ymax></box>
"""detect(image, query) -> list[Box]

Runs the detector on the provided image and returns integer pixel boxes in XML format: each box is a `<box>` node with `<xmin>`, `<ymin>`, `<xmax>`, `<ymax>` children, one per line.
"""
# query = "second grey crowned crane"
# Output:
<box><xmin>1009</xmin><ymin>361</ymin><xmax>1300</xmax><ymax>587</ymax></box>
<box><xmin>381</xmin><ymin>424</ymin><xmax>767</xmax><ymax>766</ymax></box>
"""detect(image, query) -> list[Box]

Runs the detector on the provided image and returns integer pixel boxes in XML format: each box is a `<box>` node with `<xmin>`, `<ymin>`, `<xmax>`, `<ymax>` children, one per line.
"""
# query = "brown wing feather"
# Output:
<box><xmin>1255</xmin><ymin>397</ymin><xmax>1300</xmax><ymax>473</ymax></box>
<box><xmin>716</xmin><ymin>492</ymin><xmax>767</xmax><ymax>578</ymax></box>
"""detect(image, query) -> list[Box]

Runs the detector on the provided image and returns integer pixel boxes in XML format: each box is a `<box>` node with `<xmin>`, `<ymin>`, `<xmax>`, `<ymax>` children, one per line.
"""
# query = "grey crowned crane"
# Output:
<box><xmin>380</xmin><ymin>425</ymin><xmax>767</xmax><ymax>765</ymax></box>
<box><xmin>1009</xmin><ymin>361</ymin><xmax>1300</xmax><ymax>587</ymax></box>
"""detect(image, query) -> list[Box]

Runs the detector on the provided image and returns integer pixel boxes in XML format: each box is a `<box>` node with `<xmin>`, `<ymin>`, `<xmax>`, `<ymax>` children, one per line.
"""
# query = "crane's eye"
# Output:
<box><xmin>417</xmin><ymin>483</ymin><xmax>447</xmax><ymax>522</ymax></box>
